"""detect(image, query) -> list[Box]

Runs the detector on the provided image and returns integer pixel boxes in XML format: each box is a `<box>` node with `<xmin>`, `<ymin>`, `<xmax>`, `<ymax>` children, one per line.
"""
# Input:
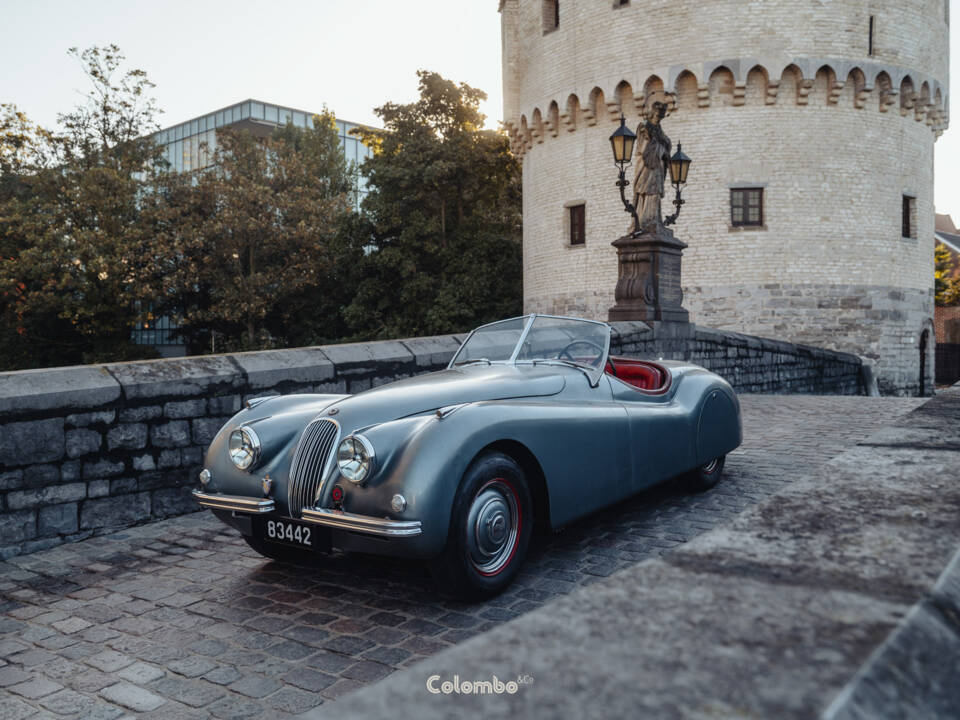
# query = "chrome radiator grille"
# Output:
<box><xmin>288</xmin><ymin>418</ymin><xmax>339</xmax><ymax>518</ymax></box>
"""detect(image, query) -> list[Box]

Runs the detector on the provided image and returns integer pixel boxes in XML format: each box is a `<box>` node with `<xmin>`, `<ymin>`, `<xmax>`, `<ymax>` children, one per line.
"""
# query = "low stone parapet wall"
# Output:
<box><xmin>0</xmin><ymin>322</ymin><xmax>862</xmax><ymax>558</ymax></box>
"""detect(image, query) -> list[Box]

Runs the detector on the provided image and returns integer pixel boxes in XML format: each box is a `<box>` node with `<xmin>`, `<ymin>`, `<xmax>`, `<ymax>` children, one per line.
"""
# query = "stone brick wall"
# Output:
<box><xmin>500</xmin><ymin>0</ymin><xmax>948</xmax><ymax>395</ymax></box>
<box><xmin>0</xmin><ymin>323</ymin><xmax>862</xmax><ymax>559</ymax></box>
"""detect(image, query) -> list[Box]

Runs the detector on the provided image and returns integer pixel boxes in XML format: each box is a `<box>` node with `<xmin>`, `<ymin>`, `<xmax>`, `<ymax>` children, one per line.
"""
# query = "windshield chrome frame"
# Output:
<box><xmin>448</xmin><ymin>314</ymin><xmax>611</xmax><ymax>387</ymax></box>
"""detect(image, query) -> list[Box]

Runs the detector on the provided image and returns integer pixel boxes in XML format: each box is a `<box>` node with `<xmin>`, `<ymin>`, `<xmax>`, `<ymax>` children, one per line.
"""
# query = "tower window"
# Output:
<box><xmin>568</xmin><ymin>204</ymin><xmax>585</xmax><ymax>245</ymax></box>
<box><xmin>731</xmin><ymin>188</ymin><xmax>764</xmax><ymax>227</ymax></box>
<box><xmin>902</xmin><ymin>194</ymin><xmax>916</xmax><ymax>238</ymax></box>
<box><xmin>614</xmin><ymin>0</ymin><xmax>629</xmax><ymax>7</ymax></box>
<box><xmin>868</xmin><ymin>15</ymin><xmax>875</xmax><ymax>56</ymax></box>
<box><xmin>543</xmin><ymin>0</ymin><xmax>559</xmax><ymax>33</ymax></box>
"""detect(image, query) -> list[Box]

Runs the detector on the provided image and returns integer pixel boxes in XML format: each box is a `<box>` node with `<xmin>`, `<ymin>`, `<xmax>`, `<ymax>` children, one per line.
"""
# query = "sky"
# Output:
<box><xmin>1</xmin><ymin>0</ymin><xmax>958</xmax><ymax>219</ymax></box>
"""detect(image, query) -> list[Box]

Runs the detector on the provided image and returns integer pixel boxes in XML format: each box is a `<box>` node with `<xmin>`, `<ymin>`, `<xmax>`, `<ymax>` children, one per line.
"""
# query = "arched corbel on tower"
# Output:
<box><xmin>584</xmin><ymin>88</ymin><xmax>604</xmax><ymax>126</ymax></box>
<box><xmin>899</xmin><ymin>75</ymin><xmax>916</xmax><ymax>116</ymax></box>
<box><xmin>931</xmin><ymin>88</ymin><xmax>945</xmax><ymax>130</ymax></box>
<box><xmin>876</xmin><ymin>71</ymin><xmax>897</xmax><ymax>112</ymax></box>
<box><xmin>778</xmin><ymin>64</ymin><xmax>803</xmax><ymax>106</ymax></box>
<box><xmin>708</xmin><ymin>66</ymin><xmax>735</xmax><ymax>107</ymax></box>
<box><xmin>545</xmin><ymin>101</ymin><xmax>560</xmax><ymax>137</ymax></box>
<box><xmin>614</xmin><ymin>80</ymin><xmax>634</xmax><ymax>121</ymax></box>
<box><xmin>917</xmin><ymin>81</ymin><xmax>931</xmax><ymax>123</ymax></box>
<box><xmin>641</xmin><ymin>74</ymin><xmax>665</xmax><ymax>113</ymax></box>
<box><xmin>795</xmin><ymin>66</ymin><xmax>815</xmax><ymax>106</ymax></box>
<box><xmin>518</xmin><ymin>114</ymin><xmax>532</xmax><ymax>154</ymax></box>
<box><xmin>560</xmin><ymin>94</ymin><xmax>581</xmax><ymax>132</ymax></box>
<box><xmin>822</xmin><ymin>65</ymin><xmax>844</xmax><ymax>105</ymax></box>
<box><xmin>845</xmin><ymin>67</ymin><xmax>871</xmax><ymax>109</ymax></box>
<box><xmin>674</xmin><ymin>70</ymin><xmax>699</xmax><ymax>113</ymax></box>
<box><xmin>745</xmin><ymin>65</ymin><xmax>768</xmax><ymax>106</ymax></box>
<box><xmin>811</xmin><ymin>65</ymin><xmax>838</xmax><ymax>107</ymax></box>
<box><xmin>530</xmin><ymin>108</ymin><xmax>544</xmax><ymax>144</ymax></box>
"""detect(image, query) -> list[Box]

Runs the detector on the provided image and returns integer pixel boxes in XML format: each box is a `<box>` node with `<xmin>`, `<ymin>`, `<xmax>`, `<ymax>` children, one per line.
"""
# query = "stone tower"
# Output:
<box><xmin>499</xmin><ymin>0</ymin><xmax>949</xmax><ymax>395</ymax></box>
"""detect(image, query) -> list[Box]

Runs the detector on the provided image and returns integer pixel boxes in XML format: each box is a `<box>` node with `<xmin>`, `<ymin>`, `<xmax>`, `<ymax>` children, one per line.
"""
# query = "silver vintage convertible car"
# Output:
<box><xmin>193</xmin><ymin>315</ymin><xmax>741</xmax><ymax>598</ymax></box>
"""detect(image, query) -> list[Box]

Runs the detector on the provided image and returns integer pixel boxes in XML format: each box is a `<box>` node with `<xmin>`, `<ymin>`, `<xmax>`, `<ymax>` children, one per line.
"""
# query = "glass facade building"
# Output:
<box><xmin>133</xmin><ymin>100</ymin><xmax>375</xmax><ymax>355</ymax></box>
<box><xmin>151</xmin><ymin>98</ymin><xmax>374</xmax><ymax>203</ymax></box>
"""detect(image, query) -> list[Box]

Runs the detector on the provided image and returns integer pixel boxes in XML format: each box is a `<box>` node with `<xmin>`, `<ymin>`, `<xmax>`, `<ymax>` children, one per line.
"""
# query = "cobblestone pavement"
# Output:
<box><xmin>0</xmin><ymin>395</ymin><xmax>927</xmax><ymax>719</ymax></box>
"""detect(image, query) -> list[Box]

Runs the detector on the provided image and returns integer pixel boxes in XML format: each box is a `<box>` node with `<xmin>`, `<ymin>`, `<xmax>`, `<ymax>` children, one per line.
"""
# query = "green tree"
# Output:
<box><xmin>935</xmin><ymin>242</ymin><xmax>959</xmax><ymax>306</ymax></box>
<box><xmin>345</xmin><ymin>70</ymin><xmax>522</xmax><ymax>339</ymax></box>
<box><xmin>147</xmin><ymin>113</ymin><xmax>356</xmax><ymax>352</ymax></box>
<box><xmin>0</xmin><ymin>45</ymin><xmax>163</xmax><ymax>369</ymax></box>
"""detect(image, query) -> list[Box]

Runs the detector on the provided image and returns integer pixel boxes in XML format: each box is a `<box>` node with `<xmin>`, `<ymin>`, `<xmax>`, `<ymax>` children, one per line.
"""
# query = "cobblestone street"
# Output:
<box><xmin>0</xmin><ymin>395</ymin><xmax>927</xmax><ymax>719</ymax></box>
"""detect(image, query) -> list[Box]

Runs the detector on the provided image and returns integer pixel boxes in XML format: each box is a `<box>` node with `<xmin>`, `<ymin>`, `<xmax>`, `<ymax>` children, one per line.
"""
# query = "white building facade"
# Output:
<box><xmin>500</xmin><ymin>0</ymin><xmax>949</xmax><ymax>395</ymax></box>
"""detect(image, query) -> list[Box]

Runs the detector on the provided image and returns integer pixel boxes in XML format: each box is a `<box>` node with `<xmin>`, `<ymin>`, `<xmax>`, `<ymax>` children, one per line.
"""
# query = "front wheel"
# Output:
<box><xmin>682</xmin><ymin>455</ymin><xmax>726</xmax><ymax>493</ymax></box>
<box><xmin>431</xmin><ymin>452</ymin><xmax>533</xmax><ymax>600</ymax></box>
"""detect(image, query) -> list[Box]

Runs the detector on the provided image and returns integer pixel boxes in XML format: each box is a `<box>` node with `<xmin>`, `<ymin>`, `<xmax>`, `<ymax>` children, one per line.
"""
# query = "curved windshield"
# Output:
<box><xmin>450</xmin><ymin>315</ymin><xmax>611</xmax><ymax>385</ymax></box>
<box><xmin>451</xmin><ymin>316</ymin><xmax>528</xmax><ymax>365</ymax></box>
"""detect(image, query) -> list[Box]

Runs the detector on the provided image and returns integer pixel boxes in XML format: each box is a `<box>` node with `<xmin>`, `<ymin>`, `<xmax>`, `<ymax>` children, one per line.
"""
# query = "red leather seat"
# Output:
<box><xmin>605</xmin><ymin>357</ymin><xmax>667</xmax><ymax>391</ymax></box>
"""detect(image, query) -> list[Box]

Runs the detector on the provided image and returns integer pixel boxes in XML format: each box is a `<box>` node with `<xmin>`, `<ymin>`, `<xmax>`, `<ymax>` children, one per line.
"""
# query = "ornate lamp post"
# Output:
<box><xmin>607</xmin><ymin>102</ymin><xmax>691</xmax><ymax>325</ymax></box>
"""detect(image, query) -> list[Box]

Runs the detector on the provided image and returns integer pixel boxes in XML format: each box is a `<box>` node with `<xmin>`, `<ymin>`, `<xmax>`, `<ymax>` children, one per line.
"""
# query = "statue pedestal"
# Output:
<box><xmin>608</xmin><ymin>226</ymin><xmax>690</xmax><ymax>323</ymax></box>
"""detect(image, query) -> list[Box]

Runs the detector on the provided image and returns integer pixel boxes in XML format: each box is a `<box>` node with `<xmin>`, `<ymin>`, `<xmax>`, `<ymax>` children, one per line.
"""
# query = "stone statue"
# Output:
<box><xmin>631</xmin><ymin>100</ymin><xmax>671</xmax><ymax>233</ymax></box>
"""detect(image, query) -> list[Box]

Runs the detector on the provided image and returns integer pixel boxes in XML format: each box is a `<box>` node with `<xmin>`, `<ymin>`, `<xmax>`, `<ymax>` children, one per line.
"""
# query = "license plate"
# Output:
<box><xmin>259</xmin><ymin>518</ymin><xmax>316</xmax><ymax>548</ymax></box>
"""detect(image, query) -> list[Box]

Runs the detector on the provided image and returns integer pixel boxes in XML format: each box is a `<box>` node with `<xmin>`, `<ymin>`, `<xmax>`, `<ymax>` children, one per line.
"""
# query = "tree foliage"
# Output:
<box><xmin>935</xmin><ymin>242</ymin><xmax>960</xmax><ymax>306</ymax></box>
<box><xmin>346</xmin><ymin>70</ymin><xmax>522</xmax><ymax>339</ymax></box>
<box><xmin>0</xmin><ymin>56</ymin><xmax>522</xmax><ymax>370</ymax></box>
<box><xmin>0</xmin><ymin>45</ymin><xmax>163</xmax><ymax>368</ymax></box>
<box><xmin>145</xmin><ymin>114</ymin><xmax>356</xmax><ymax>353</ymax></box>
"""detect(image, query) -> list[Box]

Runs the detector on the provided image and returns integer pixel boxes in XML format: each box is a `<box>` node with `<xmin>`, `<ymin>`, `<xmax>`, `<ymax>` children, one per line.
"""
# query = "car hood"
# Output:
<box><xmin>327</xmin><ymin>363</ymin><xmax>565</xmax><ymax>426</ymax></box>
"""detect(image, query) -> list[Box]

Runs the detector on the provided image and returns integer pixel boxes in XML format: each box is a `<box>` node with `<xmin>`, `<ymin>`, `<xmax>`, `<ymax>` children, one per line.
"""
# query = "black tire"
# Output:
<box><xmin>683</xmin><ymin>455</ymin><xmax>726</xmax><ymax>493</ymax></box>
<box><xmin>243</xmin><ymin>533</ymin><xmax>319</xmax><ymax>567</ymax></box>
<box><xmin>431</xmin><ymin>451</ymin><xmax>533</xmax><ymax>600</ymax></box>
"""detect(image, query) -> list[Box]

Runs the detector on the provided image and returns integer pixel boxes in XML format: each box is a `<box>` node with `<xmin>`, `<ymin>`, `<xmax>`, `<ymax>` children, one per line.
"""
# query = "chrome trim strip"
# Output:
<box><xmin>299</xmin><ymin>508</ymin><xmax>422</xmax><ymax>537</ymax></box>
<box><xmin>192</xmin><ymin>489</ymin><xmax>275</xmax><ymax>513</ymax></box>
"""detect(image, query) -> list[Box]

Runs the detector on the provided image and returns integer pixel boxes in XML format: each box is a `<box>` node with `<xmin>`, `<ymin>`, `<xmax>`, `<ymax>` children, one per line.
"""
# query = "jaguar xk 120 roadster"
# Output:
<box><xmin>193</xmin><ymin>314</ymin><xmax>741</xmax><ymax>598</ymax></box>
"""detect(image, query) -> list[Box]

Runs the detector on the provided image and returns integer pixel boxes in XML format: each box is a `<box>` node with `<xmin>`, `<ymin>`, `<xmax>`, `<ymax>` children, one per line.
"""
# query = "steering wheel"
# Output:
<box><xmin>558</xmin><ymin>340</ymin><xmax>604</xmax><ymax>365</ymax></box>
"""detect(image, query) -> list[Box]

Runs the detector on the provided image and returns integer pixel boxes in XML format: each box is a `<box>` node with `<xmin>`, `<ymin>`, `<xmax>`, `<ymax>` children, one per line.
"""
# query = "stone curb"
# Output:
<box><xmin>823</xmin><ymin>543</ymin><xmax>960</xmax><ymax>720</ymax></box>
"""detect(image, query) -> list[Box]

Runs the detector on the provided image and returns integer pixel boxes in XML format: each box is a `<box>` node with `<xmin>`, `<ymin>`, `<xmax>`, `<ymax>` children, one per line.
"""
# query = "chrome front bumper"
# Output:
<box><xmin>192</xmin><ymin>489</ymin><xmax>275</xmax><ymax>513</ymax></box>
<box><xmin>300</xmin><ymin>508</ymin><xmax>422</xmax><ymax>537</ymax></box>
<box><xmin>192</xmin><ymin>489</ymin><xmax>422</xmax><ymax>538</ymax></box>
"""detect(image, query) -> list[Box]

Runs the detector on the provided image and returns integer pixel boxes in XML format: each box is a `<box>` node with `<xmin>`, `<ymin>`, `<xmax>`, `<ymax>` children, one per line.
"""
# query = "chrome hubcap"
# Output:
<box><xmin>466</xmin><ymin>480</ymin><xmax>519</xmax><ymax>575</ymax></box>
<box><xmin>701</xmin><ymin>458</ymin><xmax>720</xmax><ymax>474</ymax></box>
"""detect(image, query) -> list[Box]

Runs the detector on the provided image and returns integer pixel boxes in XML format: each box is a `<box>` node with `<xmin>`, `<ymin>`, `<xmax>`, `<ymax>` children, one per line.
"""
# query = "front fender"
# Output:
<box><xmin>331</xmin><ymin>398</ymin><xmax>631</xmax><ymax>558</ymax></box>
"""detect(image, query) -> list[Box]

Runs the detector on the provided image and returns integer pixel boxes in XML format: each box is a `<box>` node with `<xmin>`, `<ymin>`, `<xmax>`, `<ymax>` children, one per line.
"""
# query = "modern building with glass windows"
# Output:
<box><xmin>133</xmin><ymin>100</ymin><xmax>375</xmax><ymax>355</ymax></box>
<box><xmin>151</xmin><ymin>98</ymin><xmax>374</xmax><ymax>203</ymax></box>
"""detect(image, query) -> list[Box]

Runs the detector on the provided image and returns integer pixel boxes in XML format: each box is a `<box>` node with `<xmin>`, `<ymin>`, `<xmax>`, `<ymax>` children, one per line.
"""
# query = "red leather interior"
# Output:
<box><xmin>605</xmin><ymin>357</ymin><xmax>669</xmax><ymax>391</ymax></box>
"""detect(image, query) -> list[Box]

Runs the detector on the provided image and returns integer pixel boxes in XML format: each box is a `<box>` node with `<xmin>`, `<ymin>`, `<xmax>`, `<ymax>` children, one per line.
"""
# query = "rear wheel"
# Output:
<box><xmin>683</xmin><ymin>455</ymin><xmax>726</xmax><ymax>493</ymax></box>
<box><xmin>431</xmin><ymin>452</ymin><xmax>532</xmax><ymax>600</ymax></box>
<box><xmin>243</xmin><ymin>533</ymin><xmax>318</xmax><ymax>567</ymax></box>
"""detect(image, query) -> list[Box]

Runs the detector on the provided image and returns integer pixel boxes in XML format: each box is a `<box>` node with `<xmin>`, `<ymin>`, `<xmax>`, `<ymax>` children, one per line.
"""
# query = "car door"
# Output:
<box><xmin>607</xmin><ymin>373</ymin><xmax>696</xmax><ymax>492</ymax></box>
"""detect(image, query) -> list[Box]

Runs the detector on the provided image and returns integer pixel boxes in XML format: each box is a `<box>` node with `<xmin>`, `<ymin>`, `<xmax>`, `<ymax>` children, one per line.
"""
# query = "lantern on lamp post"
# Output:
<box><xmin>663</xmin><ymin>143</ymin><xmax>692</xmax><ymax>226</ymax></box>
<box><xmin>609</xmin><ymin>115</ymin><xmax>640</xmax><ymax>233</ymax></box>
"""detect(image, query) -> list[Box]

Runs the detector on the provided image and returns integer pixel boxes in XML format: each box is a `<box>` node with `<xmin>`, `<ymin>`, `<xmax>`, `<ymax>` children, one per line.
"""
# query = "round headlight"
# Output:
<box><xmin>337</xmin><ymin>435</ymin><xmax>375</xmax><ymax>485</ymax></box>
<box><xmin>228</xmin><ymin>427</ymin><xmax>261</xmax><ymax>470</ymax></box>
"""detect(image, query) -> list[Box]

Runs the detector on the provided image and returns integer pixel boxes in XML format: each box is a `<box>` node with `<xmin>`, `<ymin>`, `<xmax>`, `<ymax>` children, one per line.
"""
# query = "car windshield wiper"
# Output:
<box><xmin>530</xmin><ymin>358</ymin><xmax>594</xmax><ymax>371</ymax></box>
<box><xmin>455</xmin><ymin>358</ymin><xmax>492</xmax><ymax>367</ymax></box>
